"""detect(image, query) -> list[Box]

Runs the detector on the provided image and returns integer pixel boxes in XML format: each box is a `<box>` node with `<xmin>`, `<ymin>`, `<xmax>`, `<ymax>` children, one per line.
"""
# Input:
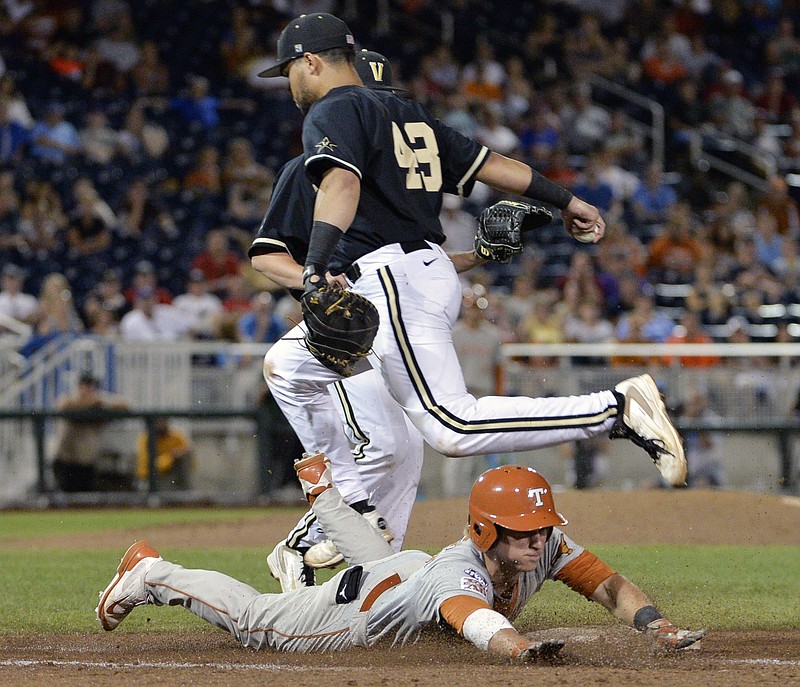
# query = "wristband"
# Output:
<box><xmin>633</xmin><ymin>605</ymin><xmax>663</xmax><ymax>631</ymax></box>
<box><xmin>523</xmin><ymin>170</ymin><xmax>573</xmax><ymax>210</ymax></box>
<box><xmin>305</xmin><ymin>220</ymin><xmax>344</xmax><ymax>274</ymax></box>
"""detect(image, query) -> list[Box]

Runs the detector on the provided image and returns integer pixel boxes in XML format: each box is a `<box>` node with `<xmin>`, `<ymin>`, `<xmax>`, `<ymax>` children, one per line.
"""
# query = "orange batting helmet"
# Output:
<box><xmin>468</xmin><ymin>465</ymin><xmax>568</xmax><ymax>552</ymax></box>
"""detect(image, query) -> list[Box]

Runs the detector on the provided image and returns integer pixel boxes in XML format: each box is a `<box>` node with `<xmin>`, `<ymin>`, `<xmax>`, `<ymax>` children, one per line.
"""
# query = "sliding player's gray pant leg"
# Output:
<box><xmin>312</xmin><ymin>488</ymin><xmax>394</xmax><ymax>565</ymax></box>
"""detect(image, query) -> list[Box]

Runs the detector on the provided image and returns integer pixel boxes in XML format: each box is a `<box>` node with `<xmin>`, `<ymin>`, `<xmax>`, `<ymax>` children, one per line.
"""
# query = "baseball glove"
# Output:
<box><xmin>474</xmin><ymin>200</ymin><xmax>554</xmax><ymax>264</ymax></box>
<box><xmin>301</xmin><ymin>285</ymin><xmax>379</xmax><ymax>377</ymax></box>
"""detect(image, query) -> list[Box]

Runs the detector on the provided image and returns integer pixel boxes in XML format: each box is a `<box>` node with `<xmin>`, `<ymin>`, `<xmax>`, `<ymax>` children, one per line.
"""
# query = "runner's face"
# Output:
<box><xmin>492</xmin><ymin>528</ymin><xmax>550</xmax><ymax>573</ymax></box>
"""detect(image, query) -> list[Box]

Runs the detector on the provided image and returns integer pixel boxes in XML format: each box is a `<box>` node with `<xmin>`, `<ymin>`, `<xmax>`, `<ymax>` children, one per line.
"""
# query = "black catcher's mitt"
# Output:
<box><xmin>475</xmin><ymin>200</ymin><xmax>554</xmax><ymax>263</ymax></box>
<box><xmin>301</xmin><ymin>286</ymin><xmax>380</xmax><ymax>377</ymax></box>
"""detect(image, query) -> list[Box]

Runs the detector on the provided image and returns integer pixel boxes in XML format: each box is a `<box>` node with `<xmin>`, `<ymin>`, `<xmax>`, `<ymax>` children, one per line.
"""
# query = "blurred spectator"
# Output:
<box><xmin>563</xmin><ymin>301</ymin><xmax>614</xmax><ymax>364</ymax></box>
<box><xmin>475</xmin><ymin>103</ymin><xmax>519</xmax><ymax>155</ymax></box>
<box><xmin>631</xmin><ymin>163</ymin><xmax>678</xmax><ymax>227</ymax></box>
<box><xmin>502</xmin><ymin>55</ymin><xmax>533</xmax><ymax>124</ymax></box>
<box><xmin>81</xmin><ymin>270</ymin><xmax>127</xmax><ymax>335</ymax></box>
<box><xmin>129</xmin><ymin>41</ymin><xmax>170</xmax><ymax>96</ymax></box>
<box><xmin>227</xmin><ymin>180</ymin><xmax>272</xmax><ymax>227</ymax></box>
<box><xmin>172</xmin><ymin>269</ymin><xmax>223</xmax><ymax>340</ymax></box>
<box><xmin>683</xmin><ymin>34</ymin><xmax>721</xmax><ymax>80</ymax></box>
<box><xmin>562</xmin><ymin>82</ymin><xmax>610</xmax><ymax>155</ymax></box>
<box><xmin>184</xmin><ymin>145</ymin><xmax>223</xmax><ymax>195</ymax></box>
<box><xmin>517</xmin><ymin>105</ymin><xmax>561</xmax><ymax>168</ymax></box>
<box><xmin>65</xmin><ymin>180</ymin><xmax>113</xmax><ymax>256</ymax></box>
<box><xmin>558</xmin><ymin>436</ymin><xmax>610</xmax><ymax>490</ymax></box>
<box><xmin>439</xmin><ymin>194</ymin><xmax>476</xmax><ymax>255</ymax></box>
<box><xmin>461</xmin><ymin>38</ymin><xmax>505</xmax><ymax>103</ymax></box>
<box><xmin>136</xmin><ymin>417</ymin><xmax>192</xmax><ymax>490</ymax></box>
<box><xmin>0</xmin><ymin>75</ymin><xmax>33</xmax><ymax>128</ymax></box>
<box><xmin>221</xmin><ymin>137</ymin><xmax>273</xmax><ymax>192</ymax></box>
<box><xmin>558</xmin><ymin>251</ymin><xmax>606</xmax><ymax>306</ymax></box>
<box><xmin>753</xmin><ymin>210</ymin><xmax>785</xmax><ymax>273</ymax></box>
<box><xmin>646</xmin><ymin>205</ymin><xmax>706</xmax><ymax>282</ymax></box>
<box><xmin>641</xmin><ymin>32</ymin><xmax>687</xmax><ymax>89</ymax></box>
<box><xmin>0</xmin><ymin>172</ymin><xmax>25</xmax><ymax>254</ymax></box>
<box><xmin>94</xmin><ymin>11</ymin><xmax>140</xmax><ymax>75</ymax></box>
<box><xmin>663</xmin><ymin>311</ymin><xmax>720</xmax><ymax>367</ymax></box>
<box><xmin>29</xmin><ymin>103</ymin><xmax>79</xmax><ymax>164</ymax></box>
<box><xmin>124</xmin><ymin>260</ymin><xmax>172</xmax><ymax>305</ymax></box>
<box><xmin>422</xmin><ymin>44</ymin><xmax>460</xmax><ymax>93</ymax></box>
<box><xmin>51</xmin><ymin>373</ymin><xmax>130</xmax><ymax>492</ymax></box>
<box><xmin>0</xmin><ymin>263</ymin><xmax>38</xmax><ymax>327</ymax></box>
<box><xmin>440</xmin><ymin>91</ymin><xmax>478</xmax><ymax>138</ymax></box>
<box><xmin>116</xmin><ymin>179</ymin><xmax>176</xmax><ymax>240</ymax></box>
<box><xmin>564</xmin><ymin>14</ymin><xmax>611</xmax><ymax>82</ymax></box>
<box><xmin>78</xmin><ymin>109</ymin><xmax>118</xmax><ymax>165</ymax></box>
<box><xmin>666</xmin><ymin>78</ymin><xmax>706</xmax><ymax>148</ymax></box>
<box><xmin>119</xmin><ymin>286</ymin><xmax>190</xmax><ymax>341</ymax></box>
<box><xmin>518</xmin><ymin>291</ymin><xmax>564</xmax><ymax>366</ymax></box>
<box><xmin>16</xmin><ymin>180</ymin><xmax>66</xmax><ymax>255</ymax></box>
<box><xmin>117</xmin><ymin>105</ymin><xmax>169</xmax><ymax>161</ymax></box>
<box><xmin>680</xmin><ymin>390</ymin><xmax>725</xmax><ymax>488</ymax></box>
<box><xmin>706</xmin><ymin>68</ymin><xmax>756</xmax><ymax>141</ymax></box>
<box><xmin>757</xmin><ymin>177</ymin><xmax>800</xmax><ymax>237</ymax></box>
<box><xmin>36</xmin><ymin>272</ymin><xmax>84</xmax><ymax>337</ymax></box>
<box><xmin>236</xmin><ymin>292</ymin><xmax>287</xmax><ymax>344</ymax></box>
<box><xmin>755</xmin><ymin>69</ymin><xmax>798</xmax><ymax>124</ymax></box>
<box><xmin>615</xmin><ymin>290</ymin><xmax>676</xmax><ymax>343</ymax></box>
<box><xmin>191</xmin><ymin>228</ymin><xmax>241</xmax><ymax>297</ymax></box>
<box><xmin>571</xmin><ymin>150</ymin><xmax>616</xmax><ymax>215</ymax></box>
<box><xmin>442</xmin><ymin>294</ymin><xmax>504</xmax><ymax>497</ymax></box>
<box><xmin>595</xmin><ymin>146</ymin><xmax>640</xmax><ymax>204</ymax></box>
<box><xmin>0</xmin><ymin>98</ymin><xmax>28</xmax><ymax>164</ymax></box>
<box><xmin>604</xmin><ymin>109</ymin><xmax>646</xmax><ymax>170</ymax></box>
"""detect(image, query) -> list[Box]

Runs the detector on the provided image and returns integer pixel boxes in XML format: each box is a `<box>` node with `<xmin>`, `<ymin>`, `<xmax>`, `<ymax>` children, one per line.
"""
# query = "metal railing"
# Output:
<box><xmin>586</xmin><ymin>74</ymin><xmax>665</xmax><ymax>168</ymax></box>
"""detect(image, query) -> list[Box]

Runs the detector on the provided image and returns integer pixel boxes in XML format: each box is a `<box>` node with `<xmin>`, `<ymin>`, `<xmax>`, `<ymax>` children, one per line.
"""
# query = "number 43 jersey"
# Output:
<box><xmin>302</xmin><ymin>85</ymin><xmax>489</xmax><ymax>269</ymax></box>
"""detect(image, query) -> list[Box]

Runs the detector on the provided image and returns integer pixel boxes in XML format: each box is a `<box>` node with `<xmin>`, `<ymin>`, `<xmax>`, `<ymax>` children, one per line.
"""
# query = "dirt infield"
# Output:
<box><xmin>2</xmin><ymin>489</ymin><xmax>799</xmax><ymax>687</ymax></box>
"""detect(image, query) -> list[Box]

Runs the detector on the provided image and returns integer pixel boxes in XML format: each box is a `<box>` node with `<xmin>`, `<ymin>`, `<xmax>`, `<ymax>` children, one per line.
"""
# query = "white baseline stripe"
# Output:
<box><xmin>3</xmin><ymin>657</ymin><xmax>799</xmax><ymax>670</ymax></box>
<box><xmin>0</xmin><ymin>658</ymin><xmax>350</xmax><ymax>671</ymax></box>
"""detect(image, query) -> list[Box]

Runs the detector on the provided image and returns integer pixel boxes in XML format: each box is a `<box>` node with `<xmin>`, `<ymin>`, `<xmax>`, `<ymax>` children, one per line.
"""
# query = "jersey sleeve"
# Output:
<box><xmin>248</xmin><ymin>157</ymin><xmax>315</xmax><ymax>263</ymax></box>
<box><xmin>433</xmin><ymin>119</ymin><xmax>490</xmax><ymax>198</ymax></box>
<box><xmin>548</xmin><ymin>531</ymin><xmax>615</xmax><ymax>599</ymax></box>
<box><xmin>303</xmin><ymin>95</ymin><xmax>369</xmax><ymax>186</ymax></box>
<box><xmin>416</xmin><ymin>548</ymin><xmax>494</xmax><ymax>631</ymax></box>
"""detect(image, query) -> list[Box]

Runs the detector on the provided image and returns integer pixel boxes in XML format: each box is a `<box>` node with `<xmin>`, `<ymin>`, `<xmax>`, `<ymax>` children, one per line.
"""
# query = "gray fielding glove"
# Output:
<box><xmin>475</xmin><ymin>200</ymin><xmax>554</xmax><ymax>263</ymax></box>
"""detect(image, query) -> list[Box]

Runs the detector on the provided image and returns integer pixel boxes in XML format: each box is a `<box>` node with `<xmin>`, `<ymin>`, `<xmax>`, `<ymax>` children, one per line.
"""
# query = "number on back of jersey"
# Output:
<box><xmin>392</xmin><ymin>122</ymin><xmax>442</xmax><ymax>192</ymax></box>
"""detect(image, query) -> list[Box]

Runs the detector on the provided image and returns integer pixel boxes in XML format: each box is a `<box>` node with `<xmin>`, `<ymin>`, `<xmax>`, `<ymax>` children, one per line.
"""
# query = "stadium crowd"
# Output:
<box><xmin>1</xmin><ymin>0</ymin><xmax>800</xmax><ymax>360</ymax></box>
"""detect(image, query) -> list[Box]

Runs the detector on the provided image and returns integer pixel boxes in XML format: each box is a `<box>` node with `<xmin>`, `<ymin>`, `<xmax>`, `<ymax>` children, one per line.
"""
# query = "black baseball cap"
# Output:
<box><xmin>355</xmin><ymin>50</ymin><xmax>405</xmax><ymax>93</ymax></box>
<box><xmin>258</xmin><ymin>13</ymin><xmax>355</xmax><ymax>78</ymax></box>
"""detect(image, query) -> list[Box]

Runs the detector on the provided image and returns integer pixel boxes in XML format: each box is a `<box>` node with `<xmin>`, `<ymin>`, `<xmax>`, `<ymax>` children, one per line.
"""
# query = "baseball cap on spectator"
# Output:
<box><xmin>354</xmin><ymin>50</ymin><xmax>405</xmax><ymax>93</ymax></box>
<box><xmin>135</xmin><ymin>286</ymin><xmax>156</xmax><ymax>300</ymax></box>
<box><xmin>101</xmin><ymin>268</ymin><xmax>121</xmax><ymax>283</ymax></box>
<box><xmin>258</xmin><ymin>13</ymin><xmax>355</xmax><ymax>78</ymax></box>
<box><xmin>2</xmin><ymin>264</ymin><xmax>24</xmax><ymax>278</ymax></box>
<box><xmin>135</xmin><ymin>260</ymin><xmax>156</xmax><ymax>275</ymax></box>
<box><xmin>188</xmin><ymin>268</ymin><xmax>206</xmax><ymax>282</ymax></box>
<box><xmin>78</xmin><ymin>373</ymin><xmax>100</xmax><ymax>387</ymax></box>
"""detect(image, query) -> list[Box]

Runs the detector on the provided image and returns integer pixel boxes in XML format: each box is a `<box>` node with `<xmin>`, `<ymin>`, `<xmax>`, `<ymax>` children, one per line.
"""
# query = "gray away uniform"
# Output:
<box><xmin>144</xmin><ymin>487</ymin><xmax>587</xmax><ymax>653</ymax></box>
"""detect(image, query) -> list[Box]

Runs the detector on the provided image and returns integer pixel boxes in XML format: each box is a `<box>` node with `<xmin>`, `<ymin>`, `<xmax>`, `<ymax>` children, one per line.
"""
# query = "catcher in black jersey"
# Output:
<box><xmin>258</xmin><ymin>14</ymin><xmax>687</xmax><ymax>547</ymax></box>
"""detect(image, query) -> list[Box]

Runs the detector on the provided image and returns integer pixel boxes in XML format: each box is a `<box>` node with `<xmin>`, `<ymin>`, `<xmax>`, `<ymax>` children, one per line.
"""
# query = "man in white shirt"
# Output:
<box><xmin>172</xmin><ymin>269</ymin><xmax>223</xmax><ymax>340</ymax></box>
<box><xmin>119</xmin><ymin>287</ymin><xmax>190</xmax><ymax>341</ymax></box>
<box><xmin>0</xmin><ymin>263</ymin><xmax>38</xmax><ymax>328</ymax></box>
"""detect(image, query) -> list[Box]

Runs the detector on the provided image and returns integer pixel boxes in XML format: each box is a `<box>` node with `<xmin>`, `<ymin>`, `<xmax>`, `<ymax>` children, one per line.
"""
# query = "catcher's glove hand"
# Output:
<box><xmin>300</xmin><ymin>285</ymin><xmax>379</xmax><ymax>377</ymax></box>
<box><xmin>644</xmin><ymin>618</ymin><xmax>707</xmax><ymax>650</ymax></box>
<box><xmin>475</xmin><ymin>200</ymin><xmax>554</xmax><ymax>264</ymax></box>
